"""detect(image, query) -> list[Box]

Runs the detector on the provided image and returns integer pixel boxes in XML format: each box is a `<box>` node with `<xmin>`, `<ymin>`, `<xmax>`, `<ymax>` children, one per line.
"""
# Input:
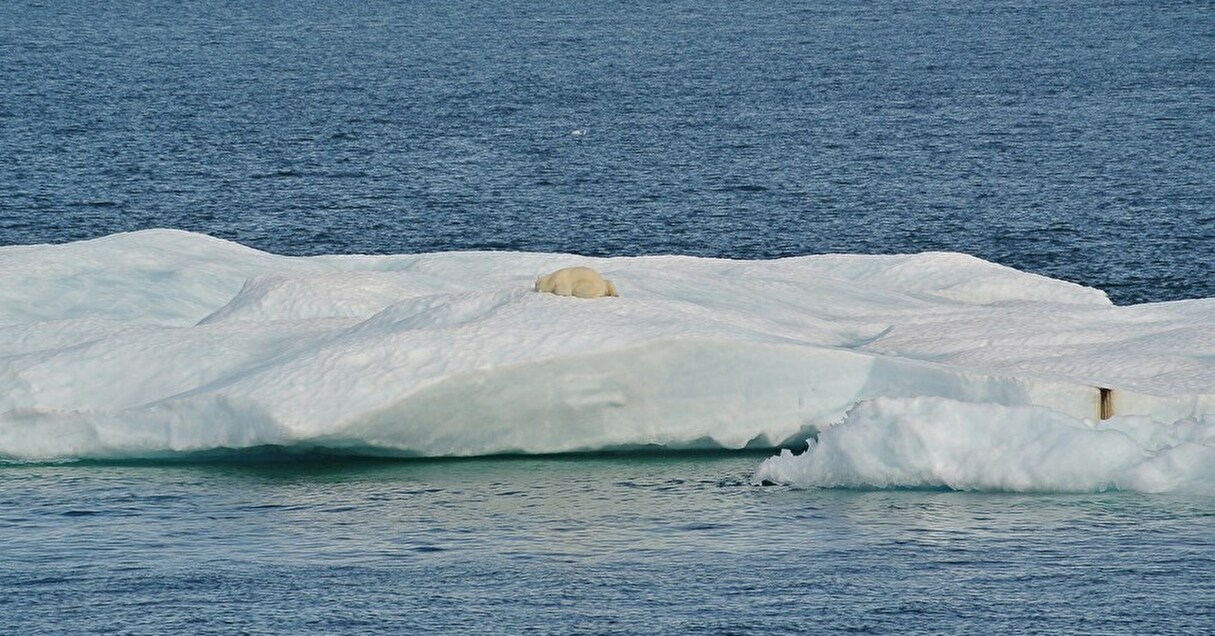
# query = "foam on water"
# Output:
<box><xmin>2</xmin><ymin>230</ymin><xmax>1213</xmax><ymax>494</ymax></box>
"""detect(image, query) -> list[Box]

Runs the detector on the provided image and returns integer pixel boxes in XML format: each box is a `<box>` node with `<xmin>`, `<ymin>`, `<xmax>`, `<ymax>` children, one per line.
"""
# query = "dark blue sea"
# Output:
<box><xmin>3</xmin><ymin>0</ymin><xmax>1213</xmax><ymax>304</ymax></box>
<box><xmin>2</xmin><ymin>1</ymin><xmax>1214</xmax><ymax>634</ymax></box>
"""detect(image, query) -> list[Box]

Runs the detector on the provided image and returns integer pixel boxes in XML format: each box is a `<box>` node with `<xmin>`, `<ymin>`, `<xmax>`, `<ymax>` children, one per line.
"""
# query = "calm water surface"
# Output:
<box><xmin>1</xmin><ymin>0</ymin><xmax>1212</xmax><ymax>303</ymax></box>
<box><xmin>3</xmin><ymin>455</ymin><xmax>1214</xmax><ymax>635</ymax></box>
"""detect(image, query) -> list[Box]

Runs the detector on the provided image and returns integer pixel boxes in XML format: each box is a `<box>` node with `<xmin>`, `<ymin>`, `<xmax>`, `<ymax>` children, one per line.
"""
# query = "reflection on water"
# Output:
<box><xmin>2</xmin><ymin>455</ymin><xmax>1213</xmax><ymax>634</ymax></box>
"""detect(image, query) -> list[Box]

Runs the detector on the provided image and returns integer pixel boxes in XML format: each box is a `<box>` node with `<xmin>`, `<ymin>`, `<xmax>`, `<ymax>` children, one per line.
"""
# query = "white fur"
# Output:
<box><xmin>534</xmin><ymin>267</ymin><xmax>619</xmax><ymax>298</ymax></box>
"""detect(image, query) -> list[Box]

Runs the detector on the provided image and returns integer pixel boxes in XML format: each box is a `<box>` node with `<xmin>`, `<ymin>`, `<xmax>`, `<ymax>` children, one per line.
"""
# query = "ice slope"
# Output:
<box><xmin>753</xmin><ymin>397</ymin><xmax>1215</xmax><ymax>494</ymax></box>
<box><xmin>1</xmin><ymin>229</ymin><xmax>1212</xmax><ymax>490</ymax></box>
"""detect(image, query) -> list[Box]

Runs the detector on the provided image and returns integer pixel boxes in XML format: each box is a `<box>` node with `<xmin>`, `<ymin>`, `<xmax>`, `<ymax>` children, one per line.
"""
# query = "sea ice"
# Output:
<box><xmin>1</xmin><ymin>229</ymin><xmax>1212</xmax><ymax>492</ymax></box>
<box><xmin>752</xmin><ymin>396</ymin><xmax>1215</xmax><ymax>493</ymax></box>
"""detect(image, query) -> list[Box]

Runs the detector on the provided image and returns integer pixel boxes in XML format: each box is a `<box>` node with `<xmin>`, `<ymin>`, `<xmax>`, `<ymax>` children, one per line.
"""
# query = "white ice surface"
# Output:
<box><xmin>1</xmin><ymin>230</ymin><xmax>1212</xmax><ymax>491</ymax></box>
<box><xmin>753</xmin><ymin>397</ymin><xmax>1215</xmax><ymax>493</ymax></box>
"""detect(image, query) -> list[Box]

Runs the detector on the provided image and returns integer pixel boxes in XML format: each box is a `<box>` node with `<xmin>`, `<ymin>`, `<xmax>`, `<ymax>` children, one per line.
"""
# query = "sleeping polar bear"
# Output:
<box><xmin>534</xmin><ymin>266</ymin><xmax>619</xmax><ymax>298</ymax></box>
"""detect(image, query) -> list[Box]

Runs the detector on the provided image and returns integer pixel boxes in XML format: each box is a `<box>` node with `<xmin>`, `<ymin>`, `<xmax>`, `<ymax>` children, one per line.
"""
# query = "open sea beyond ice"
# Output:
<box><xmin>2</xmin><ymin>0</ymin><xmax>1214</xmax><ymax>634</ymax></box>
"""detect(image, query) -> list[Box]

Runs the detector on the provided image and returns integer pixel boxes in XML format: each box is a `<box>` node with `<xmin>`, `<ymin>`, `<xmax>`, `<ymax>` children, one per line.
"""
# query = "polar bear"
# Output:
<box><xmin>534</xmin><ymin>266</ymin><xmax>619</xmax><ymax>298</ymax></box>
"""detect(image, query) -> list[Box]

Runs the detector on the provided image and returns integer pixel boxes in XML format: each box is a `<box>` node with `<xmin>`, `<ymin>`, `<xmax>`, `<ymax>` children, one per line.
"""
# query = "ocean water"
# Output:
<box><xmin>3</xmin><ymin>0</ymin><xmax>1215</xmax><ymax>633</ymax></box>
<box><xmin>1</xmin><ymin>0</ymin><xmax>1212</xmax><ymax>304</ymax></box>
<box><xmin>3</xmin><ymin>454</ymin><xmax>1214</xmax><ymax>635</ymax></box>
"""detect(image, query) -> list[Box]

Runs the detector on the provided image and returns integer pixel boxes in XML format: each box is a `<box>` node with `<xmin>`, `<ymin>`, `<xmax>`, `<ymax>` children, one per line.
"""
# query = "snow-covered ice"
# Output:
<box><xmin>1</xmin><ymin>230</ymin><xmax>1212</xmax><ymax>491</ymax></box>
<box><xmin>753</xmin><ymin>397</ymin><xmax>1215</xmax><ymax>493</ymax></box>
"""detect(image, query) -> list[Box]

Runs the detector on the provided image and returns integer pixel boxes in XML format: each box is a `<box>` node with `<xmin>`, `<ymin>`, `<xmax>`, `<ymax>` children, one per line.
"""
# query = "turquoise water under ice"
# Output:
<box><xmin>3</xmin><ymin>455</ymin><xmax>1214</xmax><ymax>635</ymax></box>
